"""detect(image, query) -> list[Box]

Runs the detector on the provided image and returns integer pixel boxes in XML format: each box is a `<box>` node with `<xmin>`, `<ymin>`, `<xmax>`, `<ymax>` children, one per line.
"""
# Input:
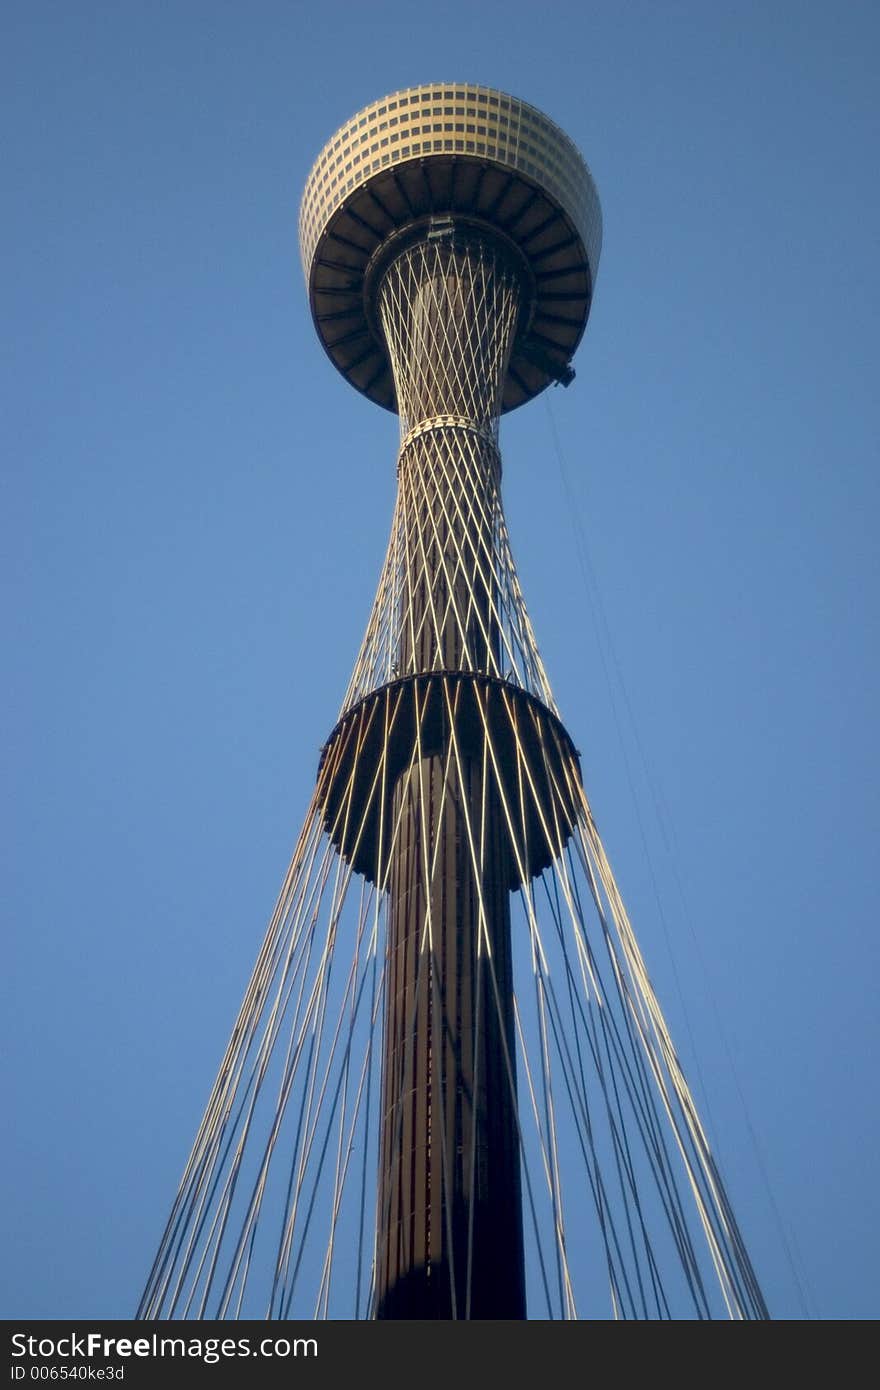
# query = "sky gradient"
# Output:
<box><xmin>3</xmin><ymin>0</ymin><xmax>878</xmax><ymax>1319</ymax></box>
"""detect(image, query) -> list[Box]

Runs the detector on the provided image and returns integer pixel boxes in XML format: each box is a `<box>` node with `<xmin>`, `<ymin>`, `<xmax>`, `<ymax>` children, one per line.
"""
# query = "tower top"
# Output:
<box><xmin>299</xmin><ymin>82</ymin><xmax>602</xmax><ymax>413</ymax></box>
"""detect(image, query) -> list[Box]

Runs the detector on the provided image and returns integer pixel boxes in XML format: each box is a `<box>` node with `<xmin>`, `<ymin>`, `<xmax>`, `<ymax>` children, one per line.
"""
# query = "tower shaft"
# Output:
<box><xmin>373</xmin><ymin>233</ymin><xmax>526</xmax><ymax>1317</ymax></box>
<box><xmin>139</xmin><ymin>84</ymin><xmax>772</xmax><ymax>1327</ymax></box>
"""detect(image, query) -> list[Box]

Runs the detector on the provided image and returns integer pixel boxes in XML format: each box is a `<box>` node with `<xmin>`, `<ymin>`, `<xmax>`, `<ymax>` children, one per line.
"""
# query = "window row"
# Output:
<box><xmin>302</xmin><ymin>147</ymin><xmax>588</xmax><ymax>249</ymax></box>
<box><xmin>320</xmin><ymin>90</ymin><xmax>569</xmax><ymax>166</ymax></box>
<box><xmin>308</xmin><ymin>128</ymin><xmax>583</xmax><ymax>211</ymax></box>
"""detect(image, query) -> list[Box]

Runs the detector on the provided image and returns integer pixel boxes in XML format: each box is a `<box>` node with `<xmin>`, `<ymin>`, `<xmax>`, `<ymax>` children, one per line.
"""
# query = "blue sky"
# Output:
<box><xmin>3</xmin><ymin>0</ymin><xmax>878</xmax><ymax>1319</ymax></box>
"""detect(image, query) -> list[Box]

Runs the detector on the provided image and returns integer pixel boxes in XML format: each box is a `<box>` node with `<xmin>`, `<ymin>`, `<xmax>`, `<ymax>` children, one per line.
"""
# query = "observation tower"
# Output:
<box><xmin>139</xmin><ymin>84</ymin><xmax>769</xmax><ymax>1321</ymax></box>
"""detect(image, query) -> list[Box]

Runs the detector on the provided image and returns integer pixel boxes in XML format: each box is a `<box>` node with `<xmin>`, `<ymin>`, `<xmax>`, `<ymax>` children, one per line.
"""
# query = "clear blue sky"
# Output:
<box><xmin>3</xmin><ymin>0</ymin><xmax>878</xmax><ymax>1320</ymax></box>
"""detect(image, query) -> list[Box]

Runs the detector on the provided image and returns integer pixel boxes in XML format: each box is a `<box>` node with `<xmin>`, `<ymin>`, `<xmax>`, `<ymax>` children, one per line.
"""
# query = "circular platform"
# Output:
<box><xmin>316</xmin><ymin>672</ymin><xmax>583</xmax><ymax>888</ymax></box>
<box><xmin>300</xmin><ymin>83</ymin><xmax>602</xmax><ymax>413</ymax></box>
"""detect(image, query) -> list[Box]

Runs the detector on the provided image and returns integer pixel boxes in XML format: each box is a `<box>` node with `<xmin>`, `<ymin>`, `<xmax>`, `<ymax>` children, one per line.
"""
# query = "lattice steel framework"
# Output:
<box><xmin>138</xmin><ymin>84</ymin><xmax>769</xmax><ymax>1321</ymax></box>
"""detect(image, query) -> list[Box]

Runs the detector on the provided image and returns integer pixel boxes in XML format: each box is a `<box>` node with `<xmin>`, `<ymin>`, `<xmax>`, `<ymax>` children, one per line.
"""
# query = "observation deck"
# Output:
<box><xmin>299</xmin><ymin>82</ymin><xmax>602</xmax><ymax>413</ymax></box>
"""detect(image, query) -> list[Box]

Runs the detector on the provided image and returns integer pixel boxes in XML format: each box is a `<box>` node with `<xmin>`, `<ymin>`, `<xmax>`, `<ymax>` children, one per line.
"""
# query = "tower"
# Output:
<box><xmin>139</xmin><ymin>84</ymin><xmax>769</xmax><ymax>1321</ymax></box>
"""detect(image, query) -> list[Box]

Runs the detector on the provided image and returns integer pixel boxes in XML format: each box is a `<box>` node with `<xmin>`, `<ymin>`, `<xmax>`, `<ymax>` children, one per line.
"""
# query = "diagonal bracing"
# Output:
<box><xmin>139</xmin><ymin>226</ymin><xmax>768</xmax><ymax>1322</ymax></box>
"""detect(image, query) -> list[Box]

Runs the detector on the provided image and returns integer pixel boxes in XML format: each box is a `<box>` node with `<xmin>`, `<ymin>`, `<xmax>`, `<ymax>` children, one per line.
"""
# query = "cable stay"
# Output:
<box><xmin>140</xmin><ymin>106</ymin><xmax>770</xmax><ymax>1319</ymax></box>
